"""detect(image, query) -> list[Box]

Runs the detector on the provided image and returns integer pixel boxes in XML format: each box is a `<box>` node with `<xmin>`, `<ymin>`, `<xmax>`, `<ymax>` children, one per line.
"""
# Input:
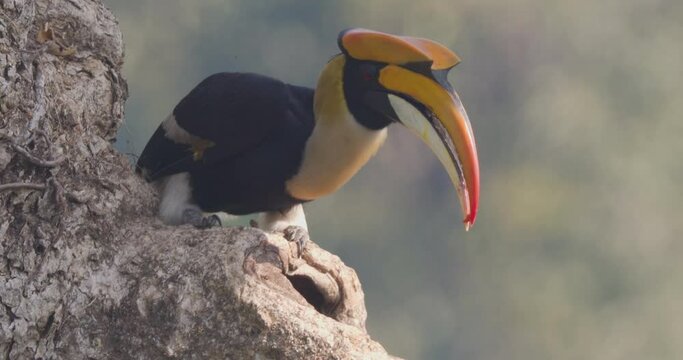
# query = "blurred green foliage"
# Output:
<box><xmin>106</xmin><ymin>0</ymin><xmax>683</xmax><ymax>358</ymax></box>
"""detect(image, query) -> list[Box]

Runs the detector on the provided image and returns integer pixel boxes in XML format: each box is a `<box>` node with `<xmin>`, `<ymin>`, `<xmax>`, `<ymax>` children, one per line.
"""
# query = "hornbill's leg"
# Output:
<box><xmin>156</xmin><ymin>172</ymin><xmax>222</xmax><ymax>228</ymax></box>
<box><xmin>258</xmin><ymin>204</ymin><xmax>309</xmax><ymax>257</ymax></box>
<box><xmin>182</xmin><ymin>208</ymin><xmax>222</xmax><ymax>229</ymax></box>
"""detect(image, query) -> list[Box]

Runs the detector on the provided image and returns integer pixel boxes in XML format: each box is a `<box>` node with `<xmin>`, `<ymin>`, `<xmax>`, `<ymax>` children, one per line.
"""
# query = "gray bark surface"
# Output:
<box><xmin>0</xmin><ymin>1</ymin><xmax>396</xmax><ymax>358</ymax></box>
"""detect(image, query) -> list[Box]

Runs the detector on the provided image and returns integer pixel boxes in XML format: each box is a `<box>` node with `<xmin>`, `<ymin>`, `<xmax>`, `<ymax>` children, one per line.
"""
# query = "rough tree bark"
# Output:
<box><xmin>0</xmin><ymin>1</ymin><xmax>396</xmax><ymax>359</ymax></box>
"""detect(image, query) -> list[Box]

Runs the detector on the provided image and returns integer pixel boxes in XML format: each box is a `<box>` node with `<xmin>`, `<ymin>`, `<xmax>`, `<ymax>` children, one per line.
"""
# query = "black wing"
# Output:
<box><xmin>137</xmin><ymin>72</ymin><xmax>314</xmax><ymax>181</ymax></box>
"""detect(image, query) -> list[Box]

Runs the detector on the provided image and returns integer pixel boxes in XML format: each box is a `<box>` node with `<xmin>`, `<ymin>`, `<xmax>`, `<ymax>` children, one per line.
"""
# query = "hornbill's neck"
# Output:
<box><xmin>285</xmin><ymin>55</ymin><xmax>388</xmax><ymax>201</ymax></box>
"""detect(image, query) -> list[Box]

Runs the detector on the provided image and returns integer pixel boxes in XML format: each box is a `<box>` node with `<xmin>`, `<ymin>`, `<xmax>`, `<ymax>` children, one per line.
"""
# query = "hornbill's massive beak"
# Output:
<box><xmin>340</xmin><ymin>28</ymin><xmax>480</xmax><ymax>229</ymax></box>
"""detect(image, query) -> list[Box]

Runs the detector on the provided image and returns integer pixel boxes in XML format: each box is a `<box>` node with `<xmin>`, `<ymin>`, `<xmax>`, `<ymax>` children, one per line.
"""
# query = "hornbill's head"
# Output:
<box><xmin>327</xmin><ymin>28</ymin><xmax>480</xmax><ymax>230</ymax></box>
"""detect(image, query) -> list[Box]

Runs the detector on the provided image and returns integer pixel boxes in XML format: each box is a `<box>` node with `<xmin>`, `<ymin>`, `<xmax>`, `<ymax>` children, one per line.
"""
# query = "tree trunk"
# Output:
<box><xmin>0</xmin><ymin>1</ymin><xmax>396</xmax><ymax>358</ymax></box>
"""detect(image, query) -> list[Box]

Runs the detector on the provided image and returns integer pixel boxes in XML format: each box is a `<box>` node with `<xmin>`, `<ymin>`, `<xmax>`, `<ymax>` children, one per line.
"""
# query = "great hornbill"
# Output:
<box><xmin>137</xmin><ymin>28</ymin><xmax>480</xmax><ymax>251</ymax></box>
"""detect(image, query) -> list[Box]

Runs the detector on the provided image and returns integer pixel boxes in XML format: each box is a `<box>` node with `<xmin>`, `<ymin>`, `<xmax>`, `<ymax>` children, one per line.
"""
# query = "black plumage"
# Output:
<box><xmin>137</xmin><ymin>72</ymin><xmax>315</xmax><ymax>214</ymax></box>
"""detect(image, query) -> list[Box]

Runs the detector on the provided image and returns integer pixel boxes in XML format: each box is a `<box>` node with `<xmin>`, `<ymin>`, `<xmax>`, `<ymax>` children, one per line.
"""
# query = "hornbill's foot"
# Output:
<box><xmin>199</xmin><ymin>214</ymin><xmax>222</xmax><ymax>228</ymax></box>
<box><xmin>182</xmin><ymin>208</ymin><xmax>222</xmax><ymax>229</ymax></box>
<box><xmin>283</xmin><ymin>225</ymin><xmax>309</xmax><ymax>258</ymax></box>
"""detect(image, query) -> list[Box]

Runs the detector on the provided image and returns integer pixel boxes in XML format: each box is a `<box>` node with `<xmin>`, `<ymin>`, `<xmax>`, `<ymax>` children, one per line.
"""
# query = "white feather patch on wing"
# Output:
<box><xmin>161</xmin><ymin>114</ymin><xmax>204</xmax><ymax>145</ymax></box>
<box><xmin>161</xmin><ymin>114</ymin><xmax>215</xmax><ymax>160</ymax></box>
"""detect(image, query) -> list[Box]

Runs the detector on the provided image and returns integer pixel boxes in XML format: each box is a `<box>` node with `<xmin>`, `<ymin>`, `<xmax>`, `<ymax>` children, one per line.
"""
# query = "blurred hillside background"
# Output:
<box><xmin>105</xmin><ymin>0</ymin><xmax>682</xmax><ymax>359</ymax></box>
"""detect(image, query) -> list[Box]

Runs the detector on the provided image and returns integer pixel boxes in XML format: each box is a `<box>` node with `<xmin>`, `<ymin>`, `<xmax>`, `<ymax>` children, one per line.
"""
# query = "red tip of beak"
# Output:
<box><xmin>464</xmin><ymin>206</ymin><xmax>477</xmax><ymax>231</ymax></box>
<box><xmin>463</xmin><ymin>144</ymin><xmax>479</xmax><ymax>231</ymax></box>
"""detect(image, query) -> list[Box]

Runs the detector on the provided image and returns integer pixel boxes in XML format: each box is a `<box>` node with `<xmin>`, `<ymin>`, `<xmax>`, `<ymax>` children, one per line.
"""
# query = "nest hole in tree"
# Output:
<box><xmin>286</xmin><ymin>274</ymin><xmax>333</xmax><ymax>316</ymax></box>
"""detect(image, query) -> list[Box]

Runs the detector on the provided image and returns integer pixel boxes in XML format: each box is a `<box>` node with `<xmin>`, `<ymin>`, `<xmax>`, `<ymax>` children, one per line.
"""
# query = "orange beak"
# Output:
<box><xmin>340</xmin><ymin>28</ymin><xmax>480</xmax><ymax>229</ymax></box>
